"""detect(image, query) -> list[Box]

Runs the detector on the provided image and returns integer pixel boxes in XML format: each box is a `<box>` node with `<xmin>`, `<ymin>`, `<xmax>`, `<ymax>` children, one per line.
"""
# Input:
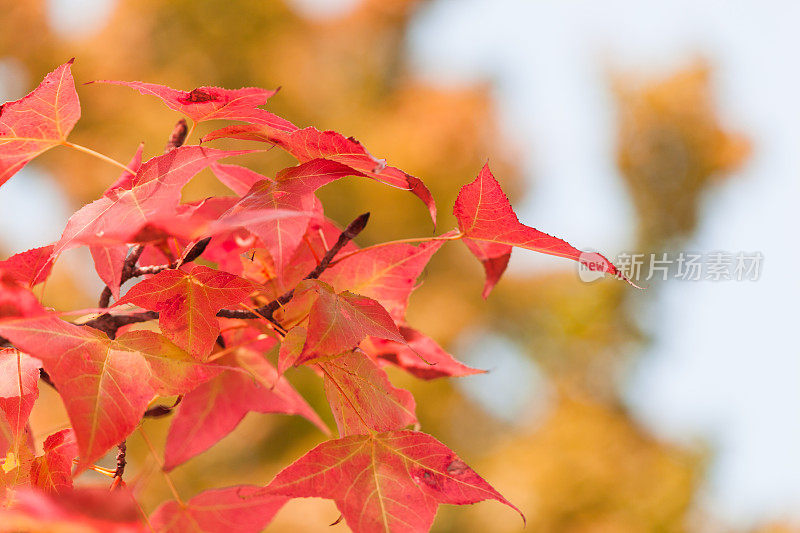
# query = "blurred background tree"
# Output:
<box><xmin>1</xmin><ymin>1</ymin><xmax>789</xmax><ymax>532</ymax></box>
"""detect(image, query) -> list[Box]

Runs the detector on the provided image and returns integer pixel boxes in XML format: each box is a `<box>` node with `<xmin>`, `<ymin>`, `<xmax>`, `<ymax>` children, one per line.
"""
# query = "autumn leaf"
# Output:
<box><xmin>92</xmin><ymin>80</ymin><xmax>295</xmax><ymax>130</ymax></box>
<box><xmin>319</xmin><ymin>350</ymin><xmax>416</xmax><ymax>436</ymax></box>
<box><xmin>0</xmin><ymin>245</ymin><xmax>54</xmax><ymax>288</ymax></box>
<box><xmin>89</xmin><ymin>244</ymin><xmax>127</xmax><ymax>300</ymax></box>
<box><xmin>0</xmin><ymin>308</ymin><xmax>214</xmax><ymax>471</ymax></box>
<box><xmin>114</xmin><ymin>264</ymin><xmax>258</xmax><ymax>359</ymax></box>
<box><xmin>215</xmin><ymin>160</ymin><xmax>370</xmax><ymax>277</ymax></box>
<box><xmin>454</xmin><ymin>164</ymin><xmax>627</xmax><ymax>297</ymax></box>
<box><xmin>211</xmin><ymin>162</ymin><xmax>272</xmax><ymax>196</ymax></box>
<box><xmin>321</xmin><ymin>239</ymin><xmax>446</xmax><ymax>321</ymax></box>
<box><xmin>214</xmin><ymin>178</ymin><xmax>321</xmax><ymax>282</ymax></box>
<box><xmin>363</xmin><ymin>326</ymin><xmax>484</xmax><ymax>380</ymax></box>
<box><xmin>163</xmin><ymin>347</ymin><xmax>327</xmax><ymax>471</ymax></box>
<box><xmin>284</xmin><ymin>280</ymin><xmax>406</xmax><ymax>365</ymax></box>
<box><xmin>0</xmin><ymin>349</ymin><xmax>40</xmax><ymax>457</ymax></box>
<box><xmin>113</xmin><ymin>330</ymin><xmax>220</xmax><ymax>396</ymax></box>
<box><xmin>0</xmin><ymin>487</ymin><xmax>142</xmax><ymax>531</ymax></box>
<box><xmin>0</xmin><ymin>60</ymin><xmax>80</xmax><ymax>187</ymax></box>
<box><xmin>149</xmin><ymin>485</ymin><xmax>287</xmax><ymax>533</ymax></box>
<box><xmin>211</xmin><ymin>160</ymin><xmax>365</xmax><ymax>274</ymax></box>
<box><xmin>203</xmin><ymin>125</ymin><xmax>436</xmax><ymax>224</ymax></box>
<box><xmin>29</xmin><ymin>429</ymin><xmax>78</xmax><ymax>494</ymax></box>
<box><xmin>0</xmin><ymin>316</ymin><xmax>156</xmax><ymax>471</ymax></box>
<box><xmin>0</xmin><ymin>270</ymin><xmax>48</xmax><ymax>319</ymax></box>
<box><xmin>55</xmin><ymin>146</ymin><xmax>250</xmax><ymax>252</ymax></box>
<box><xmin>264</xmin><ymin>430</ymin><xmax>523</xmax><ymax>533</ymax></box>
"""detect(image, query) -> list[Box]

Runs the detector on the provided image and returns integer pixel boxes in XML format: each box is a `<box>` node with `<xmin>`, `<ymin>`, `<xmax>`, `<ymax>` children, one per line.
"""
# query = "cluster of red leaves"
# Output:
<box><xmin>0</xmin><ymin>60</ymin><xmax>626</xmax><ymax>533</ymax></box>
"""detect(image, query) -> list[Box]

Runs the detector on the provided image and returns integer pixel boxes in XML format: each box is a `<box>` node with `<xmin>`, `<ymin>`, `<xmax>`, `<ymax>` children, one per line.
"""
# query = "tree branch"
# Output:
<box><xmin>82</xmin><ymin>214</ymin><xmax>367</xmax><ymax>338</ymax></box>
<box><xmin>82</xmin><ymin>311</ymin><xmax>159</xmax><ymax>339</ymax></box>
<box><xmin>130</xmin><ymin>237</ymin><xmax>211</xmax><ymax>277</ymax></box>
<box><xmin>98</xmin><ymin>245</ymin><xmax>145</xmax><ymax>308</ymax></box>
<box><xmin>216</xmin><ymin>212</ymin><xmax>370</xmax><ymax>321</ymax></box>
<box><xmin>88</xmin><ymin>237</ymin><xmax>210</xmax><ymax>338</ymax></box>
<box><xmin>113</xmin><ymin>440</ymin><xmax>127</xmax><ymax>481</ymax></box>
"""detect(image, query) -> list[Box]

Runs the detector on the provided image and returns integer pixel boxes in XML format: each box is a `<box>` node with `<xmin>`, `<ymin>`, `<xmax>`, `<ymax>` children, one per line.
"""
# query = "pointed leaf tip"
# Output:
<box><xmin>0</xmin><ymin>60</ymin><xmax>80</xmax><ymax>186</ymax></box>
<box><xmin>455</xmin><ymin>164</ymin><xmax>628</xmax><ymax>295</ymax></box>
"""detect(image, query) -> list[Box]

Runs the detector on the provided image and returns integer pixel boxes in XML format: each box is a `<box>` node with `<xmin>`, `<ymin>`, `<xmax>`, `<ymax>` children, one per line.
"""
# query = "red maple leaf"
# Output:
<box><xmin>210</xmin><ymin>159</ymin><xmax>373</xmax><ymax>281</ymax></box>
<box><xmin>319</xmin><ymin>349</ymin><xmax>416</xmax><ymax>436</ymax></box>
<box><xmin>283</xmin><ymin>280</ymin><xmax>406</xmax><ymax>365</ymax></box>
<box><xmin>0</xmin><ymin>60</ymin><xmax>80</xmax><ymax>187</ymax></box>
<box><xmin>114</xmin><ymin>264</ymin><xmax>259</xmax><ymax>359</ymax></box>
<box><xmin>163</xmin><ymin>347</ymin><xmax>327</xmax><ymax>470</ymax></box>
<box><xmin>454</xmin><ymin>163</ymin><xmax>628</xmax><ymax>297</ymax></box>
<box><xmin>203</xmin><ymin>125</ymin><xmax>437</xmax><ymax>224</ymax></box>
<box><xmin>215</xmin><ymin>179</ymin><xmax>320</xmax><ymax>281</ymax></box>
<box><xmin>0</xmin><ymin>349</ymin><xmax>40</xmax><ymax>457</ymax></box>
<box><xmin>149</xmin><ymin>485</ymin><xmax>287</xmax><ymax>533</ymax></box>
<box><xmin>0</xmin><ymin>311</ymin><xmax>216</xmax><ymax>471</ymax></box>
<box><xmin>264</xmin><ymin>430</ymin><xmax>523</xmax><ymax>533</ymax></box>
<box><xmin>91</xmin><ymin>80</ymin><xmax>295</xmax><ymax>130</ymax></box>
<box><xmin>321</xmin><ymin>239</ymin><xmax>446</xmax><ymax>321</ymax></box>
<box><xmin>29</xmin><ymin>429</ymin><xmax>78</xmax><ymax>494</ymax></box>
<box><xmin>0</xmin><ymin>245</ymin><xmax>54</xmax><ymax>287</ymax></box>
<box><xmin>0</xmin><ymin>316</ymin><xmax>156</xmax><ymax>471</ymax></box>
<box><xmin>55</xmin><ymin>146</ymin><xmax>250</xmax><ymax>252</ymax></box>
<box><xmin>363</xmin><ymin>326</ymin><xmax>484</xmax><ymax>380</ymax></box>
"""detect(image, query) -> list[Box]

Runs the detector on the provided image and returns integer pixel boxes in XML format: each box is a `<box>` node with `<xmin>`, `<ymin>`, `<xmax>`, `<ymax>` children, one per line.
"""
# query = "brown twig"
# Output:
<box><xmin>82</xmin><ymin>214</ymin><xmax>367</xmax><ymax>338</ymax></box>
<box><xmin>217</xmin><ymin>212</ymin><xmax>370</xmax><ymax>321</ymax></box>
<box><xmin>130</xmin><ymin>237</ymin><xmax>211</xmax><ymax>277</ymax></box>
<box><xmin>112</xmin><ymin>440</ymin><xmax>127</xmax><ymax>484</ymax></box>
<box><xmin>88</xmin><ymin>237</ymin><xmax>211</xmax><ymax>338</ymax></box>
<box><xmin>82</xmin><ymin>311</ymin><xmax>159</xmax><ymax>339</ymax></box>
<box><xmin>98</xmin><ymin>245</ymin><xmax>145</xmax><ymax>308</ymax></box>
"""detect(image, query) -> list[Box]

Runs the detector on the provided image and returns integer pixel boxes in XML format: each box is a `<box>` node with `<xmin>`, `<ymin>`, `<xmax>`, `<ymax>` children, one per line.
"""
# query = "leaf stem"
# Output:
<box><xmin>63</xmin><ymin>141</ymin><xmax>135</xmax><ymax>175</ymax></box>
<box><xmin>185</xmin><ymin>119</ymin><xmax>197</xmax><ymax>145</ymax></box>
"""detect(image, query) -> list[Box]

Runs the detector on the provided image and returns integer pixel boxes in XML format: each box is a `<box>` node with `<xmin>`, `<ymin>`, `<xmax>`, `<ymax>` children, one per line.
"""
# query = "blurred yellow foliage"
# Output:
<box><xmin>613</xmin><ymin>63</ymin><xmax>750</xmax><ymax>248</ymax></box>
